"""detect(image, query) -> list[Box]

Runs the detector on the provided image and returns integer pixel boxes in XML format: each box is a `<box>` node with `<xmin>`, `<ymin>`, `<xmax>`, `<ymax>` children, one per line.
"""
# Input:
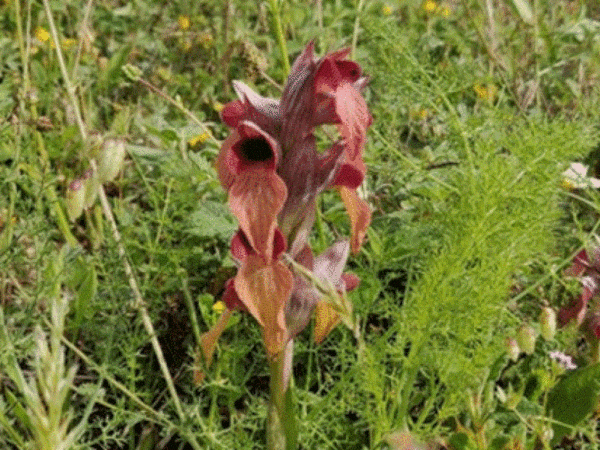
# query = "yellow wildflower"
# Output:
<box><xmin>178</xmin><ymin>15</ymin><xmax>191</xmax><ymax>30</ymax></box>
<box><xmin>61</xmin><ymin>38</ymin><xmax>77</xmax><ymax>50</ymax></box>
<box><xmin>382</xmin><ymin>5</ymin><xmax>393</xmax><ymax>16</ymax></box>
<box><xmin>34</xmin><ymin>26</ymin><xmax>50</xmax><ymax>43</ymax></box>
<box><xmin>439</xmin><ymin>5</ymin><xmax>451</xmax><ymax>16</ymax></box>
<box><xmin>474</xmin><ymin>83</ymin><xmax>498</xmax><ymax>102</ymax></box>
<box><xmin>212</xmin><ymin>101</ymin><xmax>224</xmax><ymax>113</ymax></box>
<box><xmin>212</xmin><ymin>300</ymin><xmax>226</xmax><ymax>315</ymax></box>
<box><xmin>423</xmin><ymin>0</ymin><xmax>437</xmax><ymax>13</ymax></box>
<box><xmin>188</xmin><ymin>131</ymin><xmax>211</xmax><ymax>147</ymax></box>
<box><xmin>410</xmin><ymin>108</ymin><xmax>429</xmax><ymax>120</ymax></box>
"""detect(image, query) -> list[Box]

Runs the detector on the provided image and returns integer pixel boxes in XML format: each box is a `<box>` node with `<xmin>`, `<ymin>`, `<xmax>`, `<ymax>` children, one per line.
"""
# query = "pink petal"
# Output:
<box><xmin>313</xmin><ymin>241</ymin><xmax>350</xmax><ymax>287</ymax></box>
<box><xmin>341</xmin><ymin>273</ymin><xmax>360</xmax><ymax>291</ymax></box>
<box><xmin>334</xmin><ymin>82</ymin><xmax>372</xmax><ymax>160</ymax></box>
<box><xmin>195</xmin><ymin>308</ymin><xmax>234</xmax><ymax>384</ymax></box>
<box><xmin>231</xmin><ymin>228</ymin><xmax>286</xmax><ymax>262</ymax></box>
<box><xmin>234</xmin><ymin>256</ymin><xmax>293</xmax><ymax>355</ymax></box>
<box><xmin>332</xmin><ymin>158</ymin><xmax>366</xmax><ymax>189</ymax></box>
<box><xmin>222</xmin><ymin>278</ymin><xmax>247</xmax><ymax>311</ymax></box>
<box><xmin>558</xmin><ymin>276</ymin><xmax>597</xmax><ymax>326</ymax></box>
<box><xmin>229</xmin><ymin>168</ymin><xmax>287</xmax><ymax>259</ymax></box>
<box><xmin>339</xmin><ymin>186</ymin><xmax>371</xmax><ymax>254</ymax></box>
<box><xmin>565</xmin><ymin>248</ymin><xmax>590</xmax><ymax>277</ymax></box>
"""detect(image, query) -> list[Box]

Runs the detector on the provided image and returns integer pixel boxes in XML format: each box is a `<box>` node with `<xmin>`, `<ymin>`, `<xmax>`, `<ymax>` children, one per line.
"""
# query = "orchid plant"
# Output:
<box><xmin>196</xmin><ymin>42</ymin><xmax>372</xmax><ymax>449</ymax></box>
<box><xmin>559</xmin><ymin>244</ymin><xmax>600</xmax><ymax>361</ymax></box>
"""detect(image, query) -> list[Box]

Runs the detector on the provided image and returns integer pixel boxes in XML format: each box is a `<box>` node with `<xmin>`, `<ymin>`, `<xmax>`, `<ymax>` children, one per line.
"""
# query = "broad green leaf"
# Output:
<box><xmin>186</xmin><ymin>202</ymin><xmax>237</xmax><ymax>238</ymax></box>
<box><xmin>546</xmin><ymin>363</ymin><xmax>600</xmax><ymax>444</ymax></box>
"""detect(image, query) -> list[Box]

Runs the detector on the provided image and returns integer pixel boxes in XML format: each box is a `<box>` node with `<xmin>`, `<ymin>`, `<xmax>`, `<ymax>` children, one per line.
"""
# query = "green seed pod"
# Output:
<box><xmin>505</xmin><ymin>337</ymin><xmax>520</xmax><ymax>361</ymax></box>
<box><xmin>539</xmin><ymin>307</ymin><xmax>557</xmax><ymax>340</ymax></box>
<box><xmin>66</xmin><ymin>179</ymin><xmax>85</xmax><ymax>221</ymax></box>
<box><xmin>82</xmin><ymin>168</ymin><xmax>98</xmax><ymax>209</ymax></box>
<box><xmin>516</xmin><ymin>324</ymin><xmax>537</xmax><ymax>355</ymax></box>
<box><xmin>98</xmin><ymin>139</ymin><xmax>126</xmax><ymax>183</ymax></box>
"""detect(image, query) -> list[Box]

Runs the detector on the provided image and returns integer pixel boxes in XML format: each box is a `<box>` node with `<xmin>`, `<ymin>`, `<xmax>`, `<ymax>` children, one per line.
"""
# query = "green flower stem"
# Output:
<box><xmin>268</xmin><ymin>0</ymin><xmax>290</xmax><ymax>79</ymax></box>
<box><xmin>267</xmin><ymin>340</ymin><xmax>297</xmax><ymax>450</ymax></box>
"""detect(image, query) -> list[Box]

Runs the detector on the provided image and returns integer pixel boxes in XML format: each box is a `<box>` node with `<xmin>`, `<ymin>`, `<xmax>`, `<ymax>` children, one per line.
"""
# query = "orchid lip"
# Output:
<box><xmin>240</xmin><ymin>137</ymin><xmax>273</xmax><ymax>162</ymax></box>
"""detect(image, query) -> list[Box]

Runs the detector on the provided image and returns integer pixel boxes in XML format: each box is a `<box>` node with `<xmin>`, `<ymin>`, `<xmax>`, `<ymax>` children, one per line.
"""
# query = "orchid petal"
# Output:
<box><xmin>339</xmin><ymin>186</ymin><xmax>371</xmax><ymax>253</ymax></box>
<box><xmin>313</xmin><ymin>241</ymin><xmax>350</xmax><ymax>287</ymax></box>
<box><xmin>235</xmin><ymin>256</ymin><xmax>293</xmax><ymax>355</ymax></box>
<box><xmin>222</xmin><ymin>278</ymin><xmax>247</xmax><ymax>311</ymax></box>
<box><xmin>332</xmin><ymin>158</ymin><xmax>366</xmax><ymax>190</ymax></box>
<box><xmin>229</xmin><ymin>168</ymin><xmax>287</xmax><ymax>258</ymax></box>
<box><xmin>314</xmin><ymin>301</ymin><xmax>340</xmax><ymax>345</ymax></box>
<box><xmin>231</xmin><ymin>228</ymin><xmax>287</xmax><ymax>262</ymax></box>
<box><xmin>341</xmin><ymin>273</ymin><xmax>360</xmax><ymax>291</ymax></box>
<box><xmin>558</xmin><ymin>276</ymin><xmax>597</xmax><ymax>327</ymax></box>
<box><xmin>194</xmin><ymin>308</ymin><xmax>234</xmax><ymax>385</ymax></box>
<box><xmin>221</xmin><ymin>82</ymin><xmax>281</xmax><ymax>134</ymax></box>
<box><xmin>564</xmin><ymin>249</ymin><xmax>590</xmax><ymax>277</ymax></box>
<box><xmin>221</xmin><ymin>100</ymin><xmax>247</xmax><ymax>128</ymax></box>
<box><xmin>216</xmin><ymin>133</ymin><xmax>238</xmax><ymax>191</ymax></box>
<box><xmin>334</xmin><ymin>82</ymin><xmax>372</xmax><ymax>159</ymax></box>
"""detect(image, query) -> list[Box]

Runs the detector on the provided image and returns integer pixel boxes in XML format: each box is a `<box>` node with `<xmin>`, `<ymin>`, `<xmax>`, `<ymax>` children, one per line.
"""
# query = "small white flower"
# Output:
<box><xmin>562</xmin><ymin>162</ymin><xmax>600</xmax><ymax>189</ymax></box>
<box><xmin>549</xmin><ymin>350</ymin><xmax>577</xmax><ymax>370</ymax></box>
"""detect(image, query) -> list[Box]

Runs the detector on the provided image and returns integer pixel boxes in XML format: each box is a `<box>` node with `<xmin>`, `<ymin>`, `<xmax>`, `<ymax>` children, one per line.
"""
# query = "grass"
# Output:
<box><xmin>2</xmin><ymin>0</ymin><xmax>600</xmax><ymax>449</ymax></box>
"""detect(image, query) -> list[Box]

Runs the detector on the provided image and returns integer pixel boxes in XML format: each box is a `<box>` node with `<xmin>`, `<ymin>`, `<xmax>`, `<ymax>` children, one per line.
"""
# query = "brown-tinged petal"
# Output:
<box><xmin>288</xmin><ymin>41</ymin><xmax>316</xmax><ymax>79</ymax></box>
<box><xmin>231</xmin><ymin>121</ymin><xmax>280</xmax><ymax>172</ymax></box>
<box><xmin>558</xmin><ymin>276</ymin><xmax>597</xmax><ymax>326</ymax></box>
<box><xmin>194</xmin><ymin>308</ymin><xmax>234</xmax><ymax>385</ymax></box>
<box><xmin>231</xmin><ymin>228</ymin><xmax>287</xmax><ymax>262</ymax></box>
<box><xmin>286</xmin><ymin>245</ymin><xmax>319</xmax><ymax>337</ymax></box>
<box><xmin>332</xmin><ymin>157</ymin><xmax>366</xmax><ymax>190</ymax></box>
<box><xmin>216</xmin><ymin>133</ymin><xmax>238</xmax><ymax>190</ymax></box>
<box><xmin>313</xmin><ymin>240</ymin><xmax>350</xmax><ymax>286</ymax></box>
<box><xmin>341</xmin><ymin>273</ymin><xmax>360</xmax><ymax>291</ymax></box>
<box><xmin>217</xmin><ymin>121</ymin><xmax>282</xmax><ymax>192</ymax></box>
<box><xmin>314</xmin><ymin>301</ymin><xmax>340</xmax><ymax>345</ymax></box>
<box><xmin>222</xmin><ymin>278</ymin><xmax>247</xmax><ymax>311</ymax></box>
<box><xmin>334</xmin><ymin>82</ymin><xmax>372</xmax><ymax>160</ymax></box>
<box><xmin>564</xmin><ymin>249</ymin><xmax>590</xmax><ymax>277</ymax></box>
<box><xmin>234</xmin><ymin>255</ymin><xmax>293</xmax><ymax>355</ymax></box>
<box><xmin>339</xmin><ymin>186</ymin><xmax>371</xmax><ymax>253</ymax></box>
<box><xmin>227</xmin><ymin>81</ymin><xmax>281</xmax><ymax>135</ymax></box>
<box><xmin>229</xmin><ymin>168</ymin><xmax>287</xmax><ymax>258</ymax></box>
<box><xmin>221</xmin><ymin>100</ymin><xmax>247</xmax><ymax>128</ymax></box>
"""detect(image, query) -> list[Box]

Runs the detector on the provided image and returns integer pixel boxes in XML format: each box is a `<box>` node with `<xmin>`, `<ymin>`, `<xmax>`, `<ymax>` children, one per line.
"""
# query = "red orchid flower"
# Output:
<box><xmin>559</xmin><ymin>247</ymin><xmax>600</xmax><ymax>338</ymax></box>
<box><xmin>197</xmin><ymin>43</ymin><xmax>372</xmax><ymax>374</ymax></box>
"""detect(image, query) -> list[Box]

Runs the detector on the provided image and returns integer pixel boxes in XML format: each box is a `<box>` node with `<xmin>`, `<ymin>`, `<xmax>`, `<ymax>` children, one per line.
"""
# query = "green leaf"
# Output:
<box><xmin>546</xmin><ymin>363</ymin><xmax>600</xmax><ymax>444</ymax></box>
<box><xmin>186</xmin><ymin>202</ymin><xmax>237</xmax><ymax>238</ymax></box>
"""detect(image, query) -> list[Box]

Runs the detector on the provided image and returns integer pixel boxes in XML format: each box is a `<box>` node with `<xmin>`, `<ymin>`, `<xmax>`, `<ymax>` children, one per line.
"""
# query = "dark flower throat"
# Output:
<box><xmin>241</xmin><ymin>137</ymin><xmax>272</xmax><ymax>162</ymax></box>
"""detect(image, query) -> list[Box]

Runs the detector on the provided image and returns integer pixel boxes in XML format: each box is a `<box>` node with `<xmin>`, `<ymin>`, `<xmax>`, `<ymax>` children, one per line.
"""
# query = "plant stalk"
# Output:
<box><xmin>267</xmin><ymin>339</ymin><xmax>297</xmax><ymax>450</ymax></box>
<box><xmin>268</xmin><ymin>0</ymin><xmax>290</xmax><ymax>78</ymax></box>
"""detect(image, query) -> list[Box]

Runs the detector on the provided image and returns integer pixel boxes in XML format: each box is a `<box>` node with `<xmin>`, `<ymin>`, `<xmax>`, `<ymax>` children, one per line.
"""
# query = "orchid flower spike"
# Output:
<box><xmin>197</xmin><ymin>43</ymin><xmax>372</xmax><ymax>378</ymax></box>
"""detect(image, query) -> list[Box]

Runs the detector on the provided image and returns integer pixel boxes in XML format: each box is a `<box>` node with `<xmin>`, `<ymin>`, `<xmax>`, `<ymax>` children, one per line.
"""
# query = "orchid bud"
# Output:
<box><xmin>505</xmin><ymin>337</ymin><xmax>520</xmax><ymax>361</ymax></box>
<box><xmin>98</xmin><ymin>139</ymin><xmax>126</xmax><ymax>183</ymax></box>
<box><xmin>539</xmin><ymin>307</ymin><xmax>557</xmax><ymax>340</ymax></box>
<box><xmin>82</xmin><ymin>168</ymin><xmax>98</xmax><ymax>209</ymax></box>
<box><xmin>66</xmin><ymin>179</ymin><xmax>85</xmax><ymax>221</ymax></box>
<box><xmin>516</xmin><ymin>324</ymin><xmax>536</xmax><ymax>355</ymax></box>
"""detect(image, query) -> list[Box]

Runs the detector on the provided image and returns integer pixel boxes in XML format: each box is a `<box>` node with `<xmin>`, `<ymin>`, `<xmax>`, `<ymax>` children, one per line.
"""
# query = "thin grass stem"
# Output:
<box><xmin>42</xmin><ymin>0</ymin><xmax>190</xmax><ymax>431</ymax></box>
<box><xmin>268</xmin><ymin>0</ymin><xmax>291</xmax><ymax>78</ymax></box>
